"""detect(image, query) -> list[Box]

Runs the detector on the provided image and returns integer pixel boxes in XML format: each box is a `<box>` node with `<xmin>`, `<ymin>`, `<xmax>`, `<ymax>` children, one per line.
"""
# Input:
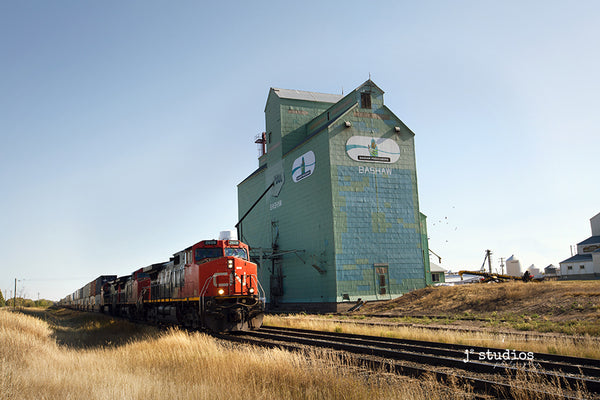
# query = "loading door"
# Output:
<box><xmin>374</xmin><ymin>264</ymin><xmax>389</xmax><ymax>298</ymax></box>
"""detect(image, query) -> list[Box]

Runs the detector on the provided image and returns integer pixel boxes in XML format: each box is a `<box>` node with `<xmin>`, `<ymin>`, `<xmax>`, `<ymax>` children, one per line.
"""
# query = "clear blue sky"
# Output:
<box><xmin>1</xmin><ymin>1</ymin><xmax>599</xmax><ymax>300</ymax></box>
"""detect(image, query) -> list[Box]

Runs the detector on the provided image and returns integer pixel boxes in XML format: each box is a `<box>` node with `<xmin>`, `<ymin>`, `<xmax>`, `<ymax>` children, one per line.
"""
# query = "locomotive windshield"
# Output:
<box><xmin>225</xmin><ymin>247</ymin><xmax>248</xmax><ymax>260</ymax></box>
<box><xmin>195</xmin><ymin>248</ymin><xmax>223</xmax><ymax>262</ymax></box>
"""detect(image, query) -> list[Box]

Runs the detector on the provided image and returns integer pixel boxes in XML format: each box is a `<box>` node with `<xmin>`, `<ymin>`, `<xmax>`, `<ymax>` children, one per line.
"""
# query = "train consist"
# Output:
<box><xmin>59</xmin><ymin>239</ymin><xmax>265</xmax><ymax>332</ymax></box>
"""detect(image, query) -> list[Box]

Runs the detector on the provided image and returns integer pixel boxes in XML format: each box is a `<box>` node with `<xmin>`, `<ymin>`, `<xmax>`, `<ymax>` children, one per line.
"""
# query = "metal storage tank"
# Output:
<box><xmin>527</xmin><ymin>264</ymin><xmax>541</xmax><ymax>277</ymax></box>
<box><xmin>506</xmin><ymin>255</ymin><xmax>522</xmax><ymax>277</ymax></box>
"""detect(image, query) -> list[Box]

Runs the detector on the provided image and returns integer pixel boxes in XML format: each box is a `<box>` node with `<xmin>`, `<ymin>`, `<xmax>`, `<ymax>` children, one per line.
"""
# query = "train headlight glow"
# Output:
<box><xmin>218</xmin><ymin>289</ymin><xmax>225</xmax><ymax>295</ymax></box>
<box><xmin>227</xmin><ymin>259</ymin><xmax>234</xmax><ymax>269</ymax></box>
<box><xmin>249</xmin><ymin>288</ymin><xmax>255</xmax><ymax>294</ymax></box>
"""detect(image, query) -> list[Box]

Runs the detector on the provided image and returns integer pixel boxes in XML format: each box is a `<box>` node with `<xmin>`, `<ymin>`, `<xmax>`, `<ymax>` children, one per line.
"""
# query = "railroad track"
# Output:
<box><xmin>217</xmin><ymin>325</ymin><xmax>600</xmax><ymax>399</ymax></box>
<box><xmin>280</xmin><ymin>315</ymin><xmax>600</xmax><ymax>344</ymax></box>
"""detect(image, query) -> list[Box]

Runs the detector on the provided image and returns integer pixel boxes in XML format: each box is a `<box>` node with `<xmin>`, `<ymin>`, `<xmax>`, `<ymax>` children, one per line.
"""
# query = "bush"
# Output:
<box><xmin>34</xmin><ymin>299</ymin><xmax>54</xmax><ymax>308</ymax></box>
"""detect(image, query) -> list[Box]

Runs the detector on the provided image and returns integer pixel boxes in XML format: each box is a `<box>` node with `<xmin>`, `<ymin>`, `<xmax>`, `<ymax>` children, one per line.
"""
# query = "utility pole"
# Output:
<box><xmin>14</xmin><ymin>278</ymin><xmax>17</xmax><ymax>309</ymax></box>
<box><xmin>486</xmin><ymin>250</ymin><xmax>492</xmax><ymax>274</ymax></box>
<box><xmin>500</xmin><ymin>257</ymin><xmax>505</xmax><ymax>275</ymax></box>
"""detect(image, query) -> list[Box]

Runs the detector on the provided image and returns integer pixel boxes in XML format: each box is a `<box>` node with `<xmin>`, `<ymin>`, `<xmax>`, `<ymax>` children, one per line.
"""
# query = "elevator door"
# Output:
<box><xmin>374</xmin><ymin>265</ymin><xmax>389</xmax><ymax>296</ymax></box>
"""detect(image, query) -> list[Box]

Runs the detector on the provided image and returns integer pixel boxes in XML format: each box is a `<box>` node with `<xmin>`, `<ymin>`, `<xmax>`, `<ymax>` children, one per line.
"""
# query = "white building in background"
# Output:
<box><xmin>592</xmin><ymin>212</ymin><xmax>600</xmax><ymax>237</ymax></box>
<box><xmin>559</xmin><ymin>212</ymin><xmax>600</xmax><ymax>280</ymax></box>
<box><xmin>506</xmin><ymin>255</ymin><xmax>522</xmax><ymax>277</ymax></box>
<box><xmin>544</xmin><ymin>264</ymin><xmax>559</xmax><ymax>277</ymax></box>
<box><xmin>429</xmin><ymin>262</ymin><xmax>446</xmax><ymax>284</ymax></box>
<box><xmin>527</xmin><ymin>264</ymin><xmax>541</xmax><ymax>278</ymax></box>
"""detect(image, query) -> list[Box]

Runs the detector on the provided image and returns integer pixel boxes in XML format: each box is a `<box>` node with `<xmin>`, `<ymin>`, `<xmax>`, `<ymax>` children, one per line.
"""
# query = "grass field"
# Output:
<box><xmin>359</xmin><ymin>280</ymin><xmax>600</xmax><ymax>336</ymax></box>
<box><xmin>264</xmin><ymin>313</ymin><xmax>600</xmax><ymax>360</ymax></box>
<box><xmin>0</xmin><ymin>308</ymin><xmax>474</xmax><ymax>400</ymax></box>
<box><xmin>1</xmin><ymin>282</ymin><xmax>595</xmax><ymax>400</ymax></box>
<box><xmin>264</xmin><ymin>281</ymin><xmax>600</xmax><ymax>360</ymax></box>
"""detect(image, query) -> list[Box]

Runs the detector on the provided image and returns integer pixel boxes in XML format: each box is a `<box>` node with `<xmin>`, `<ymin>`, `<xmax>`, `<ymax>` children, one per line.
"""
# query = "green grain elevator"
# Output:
<box><xmin>237</xmin><ymin>80</ymin><xmax>430</xmax><ymax>312</ymax></box>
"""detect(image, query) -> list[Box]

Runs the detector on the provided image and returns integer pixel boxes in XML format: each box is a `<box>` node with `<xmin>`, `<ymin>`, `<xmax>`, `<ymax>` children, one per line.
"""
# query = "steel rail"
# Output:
<box><xmin>260</xmin><ymin>326</ymin><xmax>600</xmax><ymax>378</ymax></box>
<box><xmin>252</xmin><ymin>326</ymin><xmax>600</xmax><ymax>394</ymax></box>
<box><xmin>309</xmin><ymin>314</ymin><xmax>600</xmax><ymax>344</ymax></box>
<box><xmin>216</xmin><ymin>330</ymin><xmax>590</xmax><ymax>400</ymax></box>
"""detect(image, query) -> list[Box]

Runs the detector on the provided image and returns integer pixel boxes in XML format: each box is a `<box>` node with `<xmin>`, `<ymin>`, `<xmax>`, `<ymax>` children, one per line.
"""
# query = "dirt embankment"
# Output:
<box><xmin>359</xmin><ymin>281</ymin><xmax>600</xmax><ymax>324</ymax></box>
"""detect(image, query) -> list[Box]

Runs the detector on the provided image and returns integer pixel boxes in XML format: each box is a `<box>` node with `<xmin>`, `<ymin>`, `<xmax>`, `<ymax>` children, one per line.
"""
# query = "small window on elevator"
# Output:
<box><xmin>360</xmin><ymin>92</ymin><xmax>371</xmax><ymax>109</ymax></box>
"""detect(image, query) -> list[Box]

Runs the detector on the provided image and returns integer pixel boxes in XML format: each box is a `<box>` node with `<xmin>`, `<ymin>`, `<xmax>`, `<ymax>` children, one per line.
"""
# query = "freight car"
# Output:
<box><xmin>60</xmin><ymin>239</ymin><xmax>265</xmax><ymax>332</ymax></box>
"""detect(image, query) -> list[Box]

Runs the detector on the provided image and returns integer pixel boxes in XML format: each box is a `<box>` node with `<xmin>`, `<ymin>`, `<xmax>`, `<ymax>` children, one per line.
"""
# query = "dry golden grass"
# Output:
<box><xmin>0</xmin><ymin>308</ymin><xmax>476</xmax><ymax>400</ymax></box>
<box><xmin>503</xmin><ymin>366</ymin><xmax>590</xmax><ymax>400</ymax></box>
<box><xmin>264</xmin><ymin>314</ymin><xmax>600</xmax><ymax>360</ymax></box>
<box><xmin>361</xmin><ymin>280</ymin><xmax>600</xmax><ymax>319</ymax></box>
<box><xmin>356</xmin><ymin>280</ymin><xmax>600</xmax><ymax>337</ymax></box>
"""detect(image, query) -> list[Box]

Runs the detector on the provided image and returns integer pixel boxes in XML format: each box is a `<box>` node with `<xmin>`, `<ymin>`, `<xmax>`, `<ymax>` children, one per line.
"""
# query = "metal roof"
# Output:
<box><xmin>429</xmin><ymin>262</ymin><xmax>446</xmax><ymax>273</ymax></box>
<box><xmin>560</xmin><ymin>254</ymin><xmax>593</xmax><ymax>264</ymax></box>
<box><xmin>577</xmin><ymin>235</ymin><xmax>600</xmax><ymax>246</ymax></box>
<box><xmin>271</xmin><ymin>88</ymin><xmax>343</xmax><ymax>104</ymax></box>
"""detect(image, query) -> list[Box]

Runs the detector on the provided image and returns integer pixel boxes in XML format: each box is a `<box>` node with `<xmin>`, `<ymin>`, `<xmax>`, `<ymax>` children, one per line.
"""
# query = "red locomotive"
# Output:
<box><xmin>60</xmin><ymin>239</ymin><xmax>265</xmax><ymax>332</ymax></box>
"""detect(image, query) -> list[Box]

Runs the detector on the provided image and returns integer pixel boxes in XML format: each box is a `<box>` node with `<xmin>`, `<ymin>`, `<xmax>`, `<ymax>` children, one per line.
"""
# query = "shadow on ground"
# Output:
<box><xmin>18</xmin><ymin>307</ymin><xmax>161</xmax><ymax>349</ymax></box>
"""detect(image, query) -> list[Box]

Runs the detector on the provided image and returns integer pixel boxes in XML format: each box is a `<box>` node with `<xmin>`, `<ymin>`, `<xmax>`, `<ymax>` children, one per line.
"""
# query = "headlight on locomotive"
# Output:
<box><xmin>218</xmin><ymin>289</ymin><xmax>225</xmax><ymax>295</ymax></box>
<box><xmin>227</xmin><ymin>259</ymin><xmax>234</xmax><ymax>269</ymax></box>
<box><xmin>249</xmin><ymin>288</ymin><xmax>255</xmax><ymax>294</ymax></box>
